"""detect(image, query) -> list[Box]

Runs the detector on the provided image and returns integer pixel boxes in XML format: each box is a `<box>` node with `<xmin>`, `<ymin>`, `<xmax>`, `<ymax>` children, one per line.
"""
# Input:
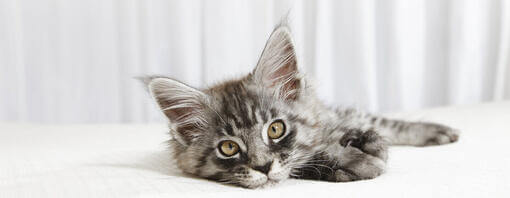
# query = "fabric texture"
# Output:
<box><xmin>1</xmin><ymin>0</ymin><xmax>510</xmax><ymax>123</ymax></box>
<box><xmin>1</xmin><ymin>102</ymin><xmax>509</xmax><ymax>197</ymax></box>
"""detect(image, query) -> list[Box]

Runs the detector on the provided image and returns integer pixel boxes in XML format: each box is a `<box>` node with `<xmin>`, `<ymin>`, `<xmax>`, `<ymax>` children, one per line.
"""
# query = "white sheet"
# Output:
<box><xmin>1</xmin><ymin>102</ymin><xmax>509</xmax><ymax>198</ymax></box>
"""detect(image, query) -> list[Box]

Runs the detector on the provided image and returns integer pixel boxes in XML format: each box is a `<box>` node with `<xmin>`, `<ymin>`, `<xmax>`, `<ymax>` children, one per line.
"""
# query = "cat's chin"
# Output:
<box><xmin>269</xmin><ymin>179</ymin><xmax>286</xmax><ymax>187</ymax></box>
<box><xmin>249</xmin><ymin>179</ymin><xmax>282</xmax><ymax>189</ymax></box>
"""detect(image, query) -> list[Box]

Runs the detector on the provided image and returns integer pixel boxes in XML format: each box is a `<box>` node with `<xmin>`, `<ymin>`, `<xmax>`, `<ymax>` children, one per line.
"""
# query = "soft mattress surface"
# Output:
<box><xmin>1</xmin><ymin>102</ymin><xmax>509</xmax><ymax>197</ymax></box>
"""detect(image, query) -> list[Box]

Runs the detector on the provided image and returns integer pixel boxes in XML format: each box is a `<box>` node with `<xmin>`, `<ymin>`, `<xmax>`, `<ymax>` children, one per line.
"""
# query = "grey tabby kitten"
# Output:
<box><xmin>143</xmin><ymin>24</ymin><xmax>459</xmax><ymax>188</ymax></box>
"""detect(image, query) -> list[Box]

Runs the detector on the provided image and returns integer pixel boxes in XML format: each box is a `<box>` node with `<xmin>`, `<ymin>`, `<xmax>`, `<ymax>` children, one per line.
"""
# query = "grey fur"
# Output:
<box><xmin>143</xmin><ymin>24</ymin><xmax>459</xmax><ymax>188</ymax></box>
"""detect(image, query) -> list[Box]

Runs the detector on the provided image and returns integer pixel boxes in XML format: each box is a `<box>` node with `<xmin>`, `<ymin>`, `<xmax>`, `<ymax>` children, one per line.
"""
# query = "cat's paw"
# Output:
<box><xmin>422</xmin><ymin>124</ymin><xmax>460</xmax><ymax>146</ymax></box>
<box><xmin>339</xmin><ymin>129</ymin><xmax>364</xmax><ymax>148</ymax></box>
<box><xmin>339</xmin><ymin>129</ymin><xmax>388</xmax><ymax>161</ymax></box>
<box><xmin>331</xmin><ymin>168</ymin><xmax>358</xmax><ymax>182</ymax></box>
<box><xmin>331</xmin><ymin>156</ymin><xmax>386</xmax><ymax>182</ymax></box>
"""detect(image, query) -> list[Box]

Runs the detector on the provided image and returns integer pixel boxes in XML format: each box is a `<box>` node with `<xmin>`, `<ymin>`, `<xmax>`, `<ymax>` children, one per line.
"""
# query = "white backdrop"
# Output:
<box><xmin>1</xmin><ymin>0</ymin><xmax>510</xmax><ymax>123</ymax></box>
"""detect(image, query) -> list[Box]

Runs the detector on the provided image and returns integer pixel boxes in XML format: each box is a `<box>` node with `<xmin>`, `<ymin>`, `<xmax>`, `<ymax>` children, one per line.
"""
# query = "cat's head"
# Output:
<box><xmin>146</xmin><ymin>26</ymin><xmax>320</xmax><ymax>188</ymax></box>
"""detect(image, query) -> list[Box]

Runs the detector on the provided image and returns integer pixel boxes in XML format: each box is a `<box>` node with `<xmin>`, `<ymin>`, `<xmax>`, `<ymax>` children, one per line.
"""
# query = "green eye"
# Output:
<box><xmin>218</xmin><ymin>140</ymin><xmax>240</xmax><ymax>157</ymax></box>
<box><xmin>268</xmin><ymin>120</ymin><xmax>286</xmax><ymax>139</ymax></box>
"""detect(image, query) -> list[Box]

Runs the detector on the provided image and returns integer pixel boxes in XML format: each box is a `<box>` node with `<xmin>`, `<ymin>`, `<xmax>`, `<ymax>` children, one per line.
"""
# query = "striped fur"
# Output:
<box><xmin>143</xmin><ymin>24</ymin><xmax>459</xmax><ymax>188</ymax></box>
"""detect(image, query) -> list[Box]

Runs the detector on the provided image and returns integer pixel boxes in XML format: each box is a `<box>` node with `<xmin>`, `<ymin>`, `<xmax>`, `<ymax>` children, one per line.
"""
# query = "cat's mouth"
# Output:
<box><xmin>244</xmin><ymin>171</ymin><xmax>289</xmax><ymax>188</ymax></box>
<box><xmin>244</xmin><ymin>178</ymin><xmax>283</xmax><ymax>189</ymax></box>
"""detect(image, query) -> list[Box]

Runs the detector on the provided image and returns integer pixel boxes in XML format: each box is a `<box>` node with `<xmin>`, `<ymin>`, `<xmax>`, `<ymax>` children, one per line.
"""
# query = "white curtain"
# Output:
<box><xmin>1</xmin><ymin>0</ymin><xmax>510</xmax><ymax>123</ymax></box>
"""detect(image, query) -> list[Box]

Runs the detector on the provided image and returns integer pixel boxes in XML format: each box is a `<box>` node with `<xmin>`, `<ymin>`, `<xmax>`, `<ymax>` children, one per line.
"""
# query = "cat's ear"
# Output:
<box><xmin>252</xmin><ymin>26</ymin><xmax>301</xmax><ymax>101</ymax></box>
<box><xmin>145</xmin><ymin>77</ymin><xmax>209</xmax><ymax>145</ymax></box>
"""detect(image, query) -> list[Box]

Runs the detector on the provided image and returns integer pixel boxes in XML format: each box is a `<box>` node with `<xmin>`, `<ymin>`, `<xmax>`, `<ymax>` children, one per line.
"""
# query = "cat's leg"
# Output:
<box><xmin>293</xmin><ymin>129</ymin><xmax>388</xmax><ymax>182</ymax></box>
<box><xmin>328</xmin><ymin>129</ymin><xmax>388</xmax><ymax>182</ymax></box>
<box><xmin>336</xmin><ymin>108</ymin><xmax>460</xmax><ymax>146</ymax></box>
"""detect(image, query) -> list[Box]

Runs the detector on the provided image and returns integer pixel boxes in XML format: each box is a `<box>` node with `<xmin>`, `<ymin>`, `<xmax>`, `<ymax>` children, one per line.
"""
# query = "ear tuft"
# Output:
<box><xmin>146</xmin><ymin>77</ymin><xmax>209</xmax><ymax>145</ymax></box>
<box><xmin>253</xmin><ymin>26</ymin><xmax>301</xmax><ymax>101</ymax></box>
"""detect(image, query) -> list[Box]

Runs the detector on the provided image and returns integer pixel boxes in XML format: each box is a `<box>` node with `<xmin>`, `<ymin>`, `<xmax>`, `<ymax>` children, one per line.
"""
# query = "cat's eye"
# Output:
<box><xmin>268</xmin><ymin>120</ymin><xmax>286</xmax><ymax>139</ymax></box>
<box><xmin>218</xmin><ymin>140</ymin><xmax>240</xmax><ymax>157</ymax></box>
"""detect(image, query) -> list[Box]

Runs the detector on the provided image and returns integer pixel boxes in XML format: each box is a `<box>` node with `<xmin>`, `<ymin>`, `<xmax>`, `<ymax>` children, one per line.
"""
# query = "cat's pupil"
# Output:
<box><xmin>228</xmin><ymin>143</ymin><xmax>233</xmax><ymax>150</ymax></box>
<box><xmin>271</xmin><ymin>126</ymin><xmax>276</xmax><ymax>133</ymax></box>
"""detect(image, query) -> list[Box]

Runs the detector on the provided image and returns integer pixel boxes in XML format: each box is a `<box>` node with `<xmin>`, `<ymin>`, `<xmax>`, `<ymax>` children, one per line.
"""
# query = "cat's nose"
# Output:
<box><xmin>252</xmin><ymin>162</ymin><xmax>272</xmax><ymax>174</ymax></box>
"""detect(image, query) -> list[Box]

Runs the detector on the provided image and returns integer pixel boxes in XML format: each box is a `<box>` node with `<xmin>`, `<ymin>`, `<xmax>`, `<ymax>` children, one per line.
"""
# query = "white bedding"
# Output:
<box><xmin>1</xmin><ymin>102</ymin><xmax>509</xmax><ymax>198</ymax></box>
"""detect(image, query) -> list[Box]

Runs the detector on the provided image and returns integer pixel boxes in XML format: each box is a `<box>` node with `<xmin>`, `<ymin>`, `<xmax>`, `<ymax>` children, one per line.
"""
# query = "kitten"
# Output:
<box><xmin>143</xmin><ymin>24</ymin><xmax>459</xmax><ymax>188</ymax></box>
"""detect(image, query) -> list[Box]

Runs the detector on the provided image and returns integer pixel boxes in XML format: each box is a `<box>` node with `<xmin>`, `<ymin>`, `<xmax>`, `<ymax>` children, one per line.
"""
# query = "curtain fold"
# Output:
<box><xmin>1</xmin><ymin>0</ymin><xmax>509</xmax><ymax>123</ymax></box>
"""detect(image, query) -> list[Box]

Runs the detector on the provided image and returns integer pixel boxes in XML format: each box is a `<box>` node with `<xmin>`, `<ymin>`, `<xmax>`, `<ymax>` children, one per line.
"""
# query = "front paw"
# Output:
<box><xmin>339</xmin><ymin>129</ymin><xmax>364</xmax><ymax>148</ymax></box>
<box><xmin>422</xmin><ymin>123</ymin><xmax>460</xmax><ymax>146</ymax></box>
<box><xmin>339</xmin><ymin>129</ymin><xmax>388</xmax><ymax>161</ymax></box>
<box><xmin>331</xmin><ymin>154</ymin><xmax>386</xmax><ymax>182</ymax></box>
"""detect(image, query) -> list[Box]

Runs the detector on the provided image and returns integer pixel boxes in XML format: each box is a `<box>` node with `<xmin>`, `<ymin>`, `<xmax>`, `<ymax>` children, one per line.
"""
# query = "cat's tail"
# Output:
<box><xmin>373</xmin><ymin>118</ymin><xmax>460</xmax><ymax>146</ymax></box>
<box><xmin>337</xmin><ymin>108</ymin><xmax>459</xmax><ymax>147</ymax></box>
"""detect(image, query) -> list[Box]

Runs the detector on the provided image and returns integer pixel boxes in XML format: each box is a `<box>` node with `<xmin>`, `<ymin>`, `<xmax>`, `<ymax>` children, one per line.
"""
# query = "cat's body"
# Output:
<box><xmin>144</xmin><ymin>24</ymin><xmax>459</xmax><ymax>188</ymax></box>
